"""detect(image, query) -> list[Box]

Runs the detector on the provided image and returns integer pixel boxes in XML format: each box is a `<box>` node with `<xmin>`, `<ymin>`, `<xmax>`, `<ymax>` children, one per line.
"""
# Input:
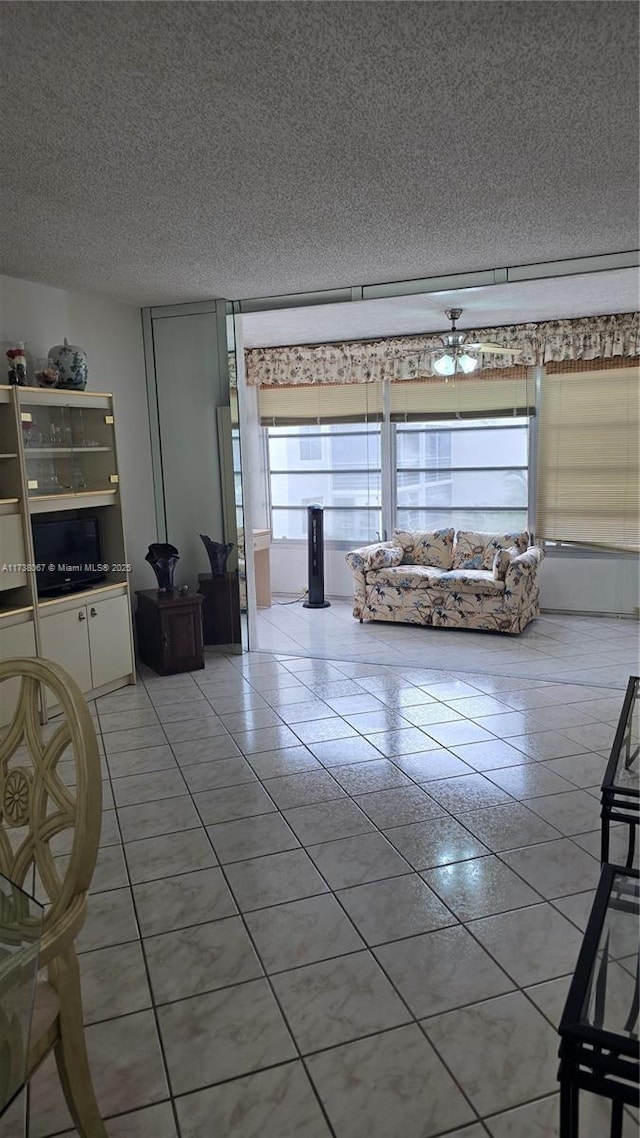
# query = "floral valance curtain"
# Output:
<box><xmin>245</xmin><ymin>311</ymin><xmax>639</xmax><ymax>387</ymax></box>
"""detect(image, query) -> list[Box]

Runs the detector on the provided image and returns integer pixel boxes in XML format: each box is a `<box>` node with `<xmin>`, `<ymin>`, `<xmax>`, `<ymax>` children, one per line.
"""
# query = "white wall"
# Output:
<box><xmin>0</xmin><ymin>274</ymin><xmax>155</xmax><ymax>590</ymax></box>
<box><xmin>540</xmin><ymin>552</ymin><xmax>639</xmax><ymax>616</ymax></box>
<box><xmin>271</xmin><ymin>540</ymin><xmax>353</xmax><ymax>599</ymax></box>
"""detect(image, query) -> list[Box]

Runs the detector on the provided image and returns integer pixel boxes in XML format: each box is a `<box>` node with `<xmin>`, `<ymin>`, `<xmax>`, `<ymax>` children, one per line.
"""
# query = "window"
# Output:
<box><xmin>298</xmin><ymin>429</ymin><xmax>322</xmax><ymax>461</ymax></box>
<box><xmin>267</xmin><ymin>418</ymin><xmax>527</xmax><ymax>541</ymax></box>
<box><xmin>268</xmin><ymin>424</ymin><xmax>382</xmax><ymax>542</ymax></box>
<box><xmin>535</xmin><ymin>361</ymin><xmax>639</xmax><ymax>552</ymax></box>
<box><xmin>395</xmin><ymin>418</ymin><xmax>529</xmax><ymax>533</ymax></box>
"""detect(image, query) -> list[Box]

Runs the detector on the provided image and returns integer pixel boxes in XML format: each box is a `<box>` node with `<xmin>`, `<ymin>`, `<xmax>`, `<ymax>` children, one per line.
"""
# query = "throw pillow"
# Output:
<box><xmin>392</xmin><ymin>528</ymin><xmax>455</xmax><ymax>569</ymax></box>
<box><xmin>492</xmin><ymin>548</ymin><xmax>512</xmax><ymax>581</ymax></box>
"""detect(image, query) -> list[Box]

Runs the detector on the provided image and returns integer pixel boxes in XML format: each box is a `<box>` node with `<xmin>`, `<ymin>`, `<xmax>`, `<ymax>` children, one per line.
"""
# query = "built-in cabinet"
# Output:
<box><xmin>0</xmin><ymin>385</ymin><xmax>135</xmax><ymax>725</ymax></box>
<box><xmin>39</xmin><ymin>590</ymin><xmax>132</xmax><ymax>708</ymax></box>
<box><xmin>0</xmin><ymin>613</ymin><xmax>37</xmax><ymax>726</ymax></box>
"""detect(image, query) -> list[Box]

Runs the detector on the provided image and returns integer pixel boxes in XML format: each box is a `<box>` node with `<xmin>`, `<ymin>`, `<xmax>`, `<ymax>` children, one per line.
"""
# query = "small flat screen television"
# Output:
<box><xmin>32</xmin><ymin>516</ymin><xmax>105</xmax><ymax>597</ymax></box>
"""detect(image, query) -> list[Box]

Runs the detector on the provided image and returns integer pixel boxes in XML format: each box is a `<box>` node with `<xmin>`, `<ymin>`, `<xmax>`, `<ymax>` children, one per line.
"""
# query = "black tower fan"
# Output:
<box><xmin>303</xmin><ymin>504</ymin><xmax>331</xmax><ymax>608</ymax></box>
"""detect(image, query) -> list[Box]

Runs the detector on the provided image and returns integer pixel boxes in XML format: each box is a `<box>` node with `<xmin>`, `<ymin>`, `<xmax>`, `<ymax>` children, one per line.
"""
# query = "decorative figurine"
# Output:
<box><xmin>6</xmin><ymin>343</ymin><xmax>28</xmax><ymax>385</ymax></box>
<box><xmin>200</xmin><ymin>534</ymin><xmax>234</xmax><ymax>576</ymax></box>
<box><xmin>48</xmin><ymin>337</ymin><xmax>88</xmax><ymax>390</ymax></box>
<box><xmin>145</xmin><ymin>543</ymin><xmax>180</xmax><ymax>593</ymax></box>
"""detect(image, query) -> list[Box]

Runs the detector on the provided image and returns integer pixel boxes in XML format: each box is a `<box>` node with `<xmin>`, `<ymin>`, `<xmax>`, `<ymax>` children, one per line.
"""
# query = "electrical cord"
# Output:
<box><xmin>275</xmin><ymin>590</ymin><xmax>308</xmax><ymax>605</ymax></box>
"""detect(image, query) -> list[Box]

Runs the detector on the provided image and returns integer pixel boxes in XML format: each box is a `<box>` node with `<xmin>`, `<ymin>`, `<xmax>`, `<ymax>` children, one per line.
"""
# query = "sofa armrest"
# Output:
<box><xmin>345</xmin><ymin>541</ymin><xmax>401</xmax><ymax>573</ymax></box>
<box><xmin>345</xmin><ymin>541</ymin><xmax>402</xmax><ymax>620</ymax></box>
<box><xmin>504</xmin><ymin>546</ymin><xmax>544</xmax><ymax>600</ymax></box>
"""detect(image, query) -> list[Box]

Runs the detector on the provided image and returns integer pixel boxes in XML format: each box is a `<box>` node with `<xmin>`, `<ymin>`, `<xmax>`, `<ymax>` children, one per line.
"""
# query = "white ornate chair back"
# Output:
<box><xmin>0</xmin><ymin>657</ymin><xmax>102</xmax><ymax>968</ymax></box>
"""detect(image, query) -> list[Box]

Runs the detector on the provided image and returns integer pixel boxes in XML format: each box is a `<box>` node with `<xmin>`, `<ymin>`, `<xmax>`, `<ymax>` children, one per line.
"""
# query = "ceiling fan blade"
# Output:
<box><xmin>464</xmin><ymin>341</ymin><xmax>523</xmax><ymax>355</ymax></box>
<box><xmin>401</xmin><ymin>344</ymin><xmax>443</xmax><ymax>356</ymax></box>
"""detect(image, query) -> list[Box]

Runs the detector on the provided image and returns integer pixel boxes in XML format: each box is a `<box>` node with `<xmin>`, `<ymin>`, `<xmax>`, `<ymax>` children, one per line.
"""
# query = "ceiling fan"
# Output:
<box><xmin>404</xmin><ymin>308</ymin><xmax>523</xmax><ymax>376</ymax></box>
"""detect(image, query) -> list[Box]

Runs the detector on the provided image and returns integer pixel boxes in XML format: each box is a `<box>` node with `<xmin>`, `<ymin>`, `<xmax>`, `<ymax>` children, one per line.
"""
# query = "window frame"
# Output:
<box><xmin>265</xmin><ymin>401</ymin><xmax>533</xmax><ymax>547</ymax></box>
<box><xmin>393</xmin><ymin>417</ymin><xmax>530</xmax><ymax>537</ymax></box>
<box><xmin>267</xmin><ymin>423</ymin><xmax>383</xmax><ymax>544</ymax></box>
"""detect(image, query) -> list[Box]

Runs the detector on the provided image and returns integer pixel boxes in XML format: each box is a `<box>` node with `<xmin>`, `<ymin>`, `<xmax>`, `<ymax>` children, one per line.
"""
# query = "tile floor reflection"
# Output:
<box><xmin>7</xmin><ymin>611</ymin><xmax>640</xmax><ymax>1138</ymax></box>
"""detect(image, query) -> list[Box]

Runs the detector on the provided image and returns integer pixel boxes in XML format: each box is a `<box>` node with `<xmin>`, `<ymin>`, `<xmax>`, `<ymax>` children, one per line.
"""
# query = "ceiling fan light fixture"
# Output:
<box><xmin>433</xmin><ymin>353</ymin><xmax>456</xmax><ymax>376</ymax></box>
<box><xmin>458</xmin><ymin>352</ymin><xmax>479</xmax><ymax>374</ymax></box>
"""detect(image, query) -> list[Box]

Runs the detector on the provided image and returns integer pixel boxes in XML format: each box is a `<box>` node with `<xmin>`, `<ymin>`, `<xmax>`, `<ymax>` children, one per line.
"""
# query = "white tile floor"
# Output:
<box><xmin>4</xmin><ymin>612</ymin><xmax>640</xmax><ymax>1138</ymax></box>
<box><xmin>256</xmin><ymin>599</ymin><xmax>640</xmax><ymax>689</ymax></box>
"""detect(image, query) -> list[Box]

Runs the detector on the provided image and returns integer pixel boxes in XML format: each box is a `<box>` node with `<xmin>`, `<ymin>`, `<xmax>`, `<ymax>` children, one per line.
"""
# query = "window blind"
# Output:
<box><xmin>535</xmin><ymin>360</ymin><xmax>640</xmax><ymax>552</ymax></box>
<box><xmin>390</xmin><ymin>367</ymin><xmax>535</xmax><ymax>421</ymax></box>
<box><xmin>258</xmin><ymin>382</ymin><xmax>383</xmax><ymax>425</ymax></box>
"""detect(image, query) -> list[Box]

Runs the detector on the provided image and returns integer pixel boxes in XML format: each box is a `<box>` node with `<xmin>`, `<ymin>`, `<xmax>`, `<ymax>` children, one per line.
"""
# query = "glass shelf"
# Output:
<box><xmin>21</xmin><ymin>403</ymin><xmax>117</xmax><ymax>497</ymax></box>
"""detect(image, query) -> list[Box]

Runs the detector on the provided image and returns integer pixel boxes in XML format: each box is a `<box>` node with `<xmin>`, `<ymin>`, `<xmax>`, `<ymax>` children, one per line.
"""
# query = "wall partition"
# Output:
<box><xmin>142</xmin><ymin>301</ymin><xmax>245</xmax><ymax>651</ymax></box>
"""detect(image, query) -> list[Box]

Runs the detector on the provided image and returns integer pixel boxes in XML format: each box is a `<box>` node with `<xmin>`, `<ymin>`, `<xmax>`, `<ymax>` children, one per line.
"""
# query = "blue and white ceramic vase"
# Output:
<box><xmin>48</xmin><ymin>338</ymin><xmax>88</xmax><ymax>390</ymax></box>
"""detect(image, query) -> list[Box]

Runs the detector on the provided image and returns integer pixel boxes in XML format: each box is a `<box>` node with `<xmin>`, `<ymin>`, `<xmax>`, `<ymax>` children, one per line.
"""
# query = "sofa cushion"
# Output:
<box><xmin>453</xmin><ymin>530</ymin><xmax>530</xmax><ymax>570</ymax></box>
<box><xmin>392</xmin><ymin>528</ymin><xmax>455</xmax><ymax>569</ymax></box>
<box><xmin>368</xmin><ymin>565</ymin><xmax>447</xmax><ymax>589</ymax></box>
<box><xmin>437</xmin><ymin>569</ymin><xmax>505</xmax><ymax>596</ymax></box>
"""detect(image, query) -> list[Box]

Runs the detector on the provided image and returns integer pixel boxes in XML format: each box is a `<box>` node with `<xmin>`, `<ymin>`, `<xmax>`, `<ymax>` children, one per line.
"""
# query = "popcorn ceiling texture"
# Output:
<box><xmin>1</xmin><ymin>1</ymin><xmax>638</xmax><ymax>305</ymax></box>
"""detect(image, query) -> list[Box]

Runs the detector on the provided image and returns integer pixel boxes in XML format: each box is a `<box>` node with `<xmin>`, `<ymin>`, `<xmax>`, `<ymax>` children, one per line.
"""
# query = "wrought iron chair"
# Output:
<box><xmin>0</xmin><ymin>657</ymin><xmax>106</xmax><ymax>1136</ymax></box>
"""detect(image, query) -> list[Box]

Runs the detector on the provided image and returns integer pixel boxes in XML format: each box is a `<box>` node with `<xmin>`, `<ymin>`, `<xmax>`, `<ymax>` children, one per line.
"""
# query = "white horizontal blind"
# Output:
<box><xmin>390</xmin><ymin>367</ymin><xmax>535</xmax><ymax>420</ymax></box>
<box><xmin>536</xmin><ymin>360</ymin><xmax>640</xmax><ymax>552</ymax></box>
<box><xmin>258</xmin><ymin>381</ymin><xmax>383</xmax><ymax>425</ymax></box>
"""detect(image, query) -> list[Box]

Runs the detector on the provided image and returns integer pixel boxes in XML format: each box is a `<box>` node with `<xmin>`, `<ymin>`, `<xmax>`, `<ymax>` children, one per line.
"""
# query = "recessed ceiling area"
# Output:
<box><xmin>1</xmin><ymin>1</ymin><xmax>638</xmax><ymax>306</ymax></box>
<box><xmin>241</xmin><ymin>268</ymin><xmax>640</xmax><ymax>348</ymax></box>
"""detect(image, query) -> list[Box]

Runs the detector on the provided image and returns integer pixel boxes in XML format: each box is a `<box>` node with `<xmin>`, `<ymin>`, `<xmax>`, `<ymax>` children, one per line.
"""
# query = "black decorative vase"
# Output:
<box><xmin>145</xmin><ymin>543</ymin><xmax>180</xmax><ymax>593</ymax></box>
<box><xmin>200</xmin><ymin>534</ymin><xmax>234</xmax><ymax>577</ymax></box>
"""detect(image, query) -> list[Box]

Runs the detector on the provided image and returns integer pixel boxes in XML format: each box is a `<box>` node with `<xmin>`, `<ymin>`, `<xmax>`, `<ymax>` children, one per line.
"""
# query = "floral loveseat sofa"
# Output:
<box><xmin>345</xmin><ymin>528</ymin><xmax>544</xmax><ymax>634</ymax></box>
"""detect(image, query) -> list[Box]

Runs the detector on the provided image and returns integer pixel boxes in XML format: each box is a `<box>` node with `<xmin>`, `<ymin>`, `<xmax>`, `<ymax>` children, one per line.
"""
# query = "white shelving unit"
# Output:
<box><xmin>0</xmin><ymin>385</ymin><xmax>135</xmax><ymax>725</ymax></box>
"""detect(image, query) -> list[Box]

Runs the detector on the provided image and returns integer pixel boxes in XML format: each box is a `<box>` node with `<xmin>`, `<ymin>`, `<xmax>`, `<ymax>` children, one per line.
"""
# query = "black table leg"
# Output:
<box><xmin>601</xmin><ymin>812</ymin><xmax>611</xmax><ymax>865</ymax></box>
<box><xmin>625</xmin><ymin>824</ymin><xmax>636</xmax><ymax>870</ymax></box>
<box><xmin>560</xmin><ymin>1077</ymin><xmax>579</xmax><ymax>1138</ymax></box>
<box><xmin>611</xmin><ymin>1099</ymin><xmax>624</xmax><ymax>1138</ymax></box>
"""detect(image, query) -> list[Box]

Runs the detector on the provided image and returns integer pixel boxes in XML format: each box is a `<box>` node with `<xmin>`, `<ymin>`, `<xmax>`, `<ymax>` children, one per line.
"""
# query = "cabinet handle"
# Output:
<box><xmin>78</xmin><ymin>611</ymin><xmax>86</xmax><ymax>621</ymax></box>
<box><xmin>90</xmin><ymin>607</ymin><xmax>97</xmax><ymax>618</ymax></box>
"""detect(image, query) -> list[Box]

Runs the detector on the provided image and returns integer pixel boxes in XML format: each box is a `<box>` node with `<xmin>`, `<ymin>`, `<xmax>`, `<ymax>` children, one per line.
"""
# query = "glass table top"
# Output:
<box><xmin>580</xmin><ymin>869</ymin><xmax>639</xmax><ymax>1040</ymax></box>
<box><xmin>0</xmin><ymin>873</ymin><xmax>43</xmax><ymax>1116</ymax></box>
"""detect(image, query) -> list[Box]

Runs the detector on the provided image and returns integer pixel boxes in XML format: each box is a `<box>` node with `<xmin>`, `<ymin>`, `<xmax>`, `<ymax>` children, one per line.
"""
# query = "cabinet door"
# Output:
<box><xmin>0</xmin><ymin>515</ymin><xmax>28</xmax><ymax>590</ymax></box>
<box><xmin>162</xmin><ymin>605</ymin><xmax>203</xmax><ymax>672</ymax></box>
<box><xmin>88</xmin><ymin>594</ymin><xmax>133</xmax><ymax>689</ymax></box>
<box><xmin>0</xmin><ymin>621</ymin><xmax>37</xmax><ymax>727</ymax></box>
<box><xmin>39</xmin><ymin>606</ymin><xmax>92</xmax><ymax>705</ymax></box>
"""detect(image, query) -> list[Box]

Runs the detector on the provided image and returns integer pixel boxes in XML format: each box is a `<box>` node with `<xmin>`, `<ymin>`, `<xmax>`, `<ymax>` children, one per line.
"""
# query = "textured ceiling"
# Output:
<box><xmin>1</xmin><ymin>1</ymin><xmax>638</xmax><ymax>305</ymax></box>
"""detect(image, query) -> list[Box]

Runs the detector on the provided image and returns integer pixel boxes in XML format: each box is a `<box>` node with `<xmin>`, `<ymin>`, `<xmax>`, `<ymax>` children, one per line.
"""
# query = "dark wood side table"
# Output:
<box><xmin>135</xmin><ymin>590</ymin><xmax>204</xmax><ymax>675</ymax></box>
<box><xmin>198</xmin><ymin>573</ymin><xmax>241</xmax><ymax>646</ymax></box>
